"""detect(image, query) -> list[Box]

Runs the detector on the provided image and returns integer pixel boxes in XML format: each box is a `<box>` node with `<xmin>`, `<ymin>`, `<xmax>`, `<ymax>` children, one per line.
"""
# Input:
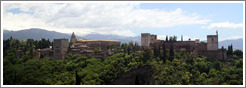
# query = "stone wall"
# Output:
<box><xmin>197</xmin><ymin>43</ymin><xmax>207</xmax><ymax>52</ymax></box>
<box><xmin>35</xmin><ymin>48</ymin><xmax>54</xmax><ymax>59</ymax></box>
<box><xmin>152</xmin><ymin>41</ymin><xmax>196</xmax><ymax>52</ymax></box>
<box><xmin>76</xmin><ymin>40</ymin><xmax>120</xmax><ymax>51</ymax></box>
<box><xmin>149</xmin><ymin>40</ymin><xmax>227</xmax><ymax>60</ymax></box>
<box><xmin>199</xmin><ymin>49</ymin><xmax>227</xmax><ymax>60</ymax></box>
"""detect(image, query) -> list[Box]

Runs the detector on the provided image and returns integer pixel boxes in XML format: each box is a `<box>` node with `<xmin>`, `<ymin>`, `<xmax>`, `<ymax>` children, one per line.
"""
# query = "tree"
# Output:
<box><xmin>227</xmin><ymin>44</ymin><xmax>233</xmax><ymax>57</ymax></box>
<box><xmin>110</xmin><ymin>44</ymin><xmax>115</xmax><ymax>50</ymax></box>
<box><xmin>135</xmin><ymin>75</ymin><xmax>139</xmax><ymax>85</ymax></box>
<box><xmin>169</xmin><ymin>37</ymin><xmax>173</xmax><ymax>42</ymax></box>
<box><xmin>162</xmin><ymin>43</ymin><xmax>166</xmax><ymax>61</ymax></box>
<box><xmin>153</xmin><ymin>43</ymin><xmax>158</xmax><ymax>57</ymax></box>
<box><xmin>121</xmin><ymin>43</ymin><xmax>127</xmax><ymax>53</ymax></box>
<box><xmin>233</xmin><ymin>50</ymin><xmax>243</xmax><ymax>57</ymax></box>
<box><xmin>181</xmin><ymin>35</ymin><xmax>183</xmax><ymax>41</ymax></box>
<box><xmin>75</xmin><ymin>70</ymin><xmax>80</xmax><ymax>85</ymax></box>
<box><xmin>173</xmin><ymin>36</ymin><xmax>177</xmax><ymax>42</ymax></box>
<box><xmin>169</xmin><ymin>43</ymin><xmax>174</xmax><ymax>61</ymax></box>
<box><xmin>143</xmin><ymin>47</ymin><xmax>152</xmax><ymax>62</ymax></box>
<box><xmin>127</xmin><ymin>46</ymin><xmax>131</xmax><ymax>55</ymax></box>
<box><xmin>94</xmin><ymin>48</ymin><xmax>100</xmax><ymax>54</ymax></box>
<box><xmin>166</xmin><ymin>36</ymin><xmax>169</xmax><ymax>42</ymax></box>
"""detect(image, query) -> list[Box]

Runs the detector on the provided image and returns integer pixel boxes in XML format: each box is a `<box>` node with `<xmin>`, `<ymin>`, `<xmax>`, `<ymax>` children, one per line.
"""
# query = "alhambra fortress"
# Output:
<box><xmin>16</xmin><ymin>31</ymin><xmax>227</xmax><ymax>60</ymax></box>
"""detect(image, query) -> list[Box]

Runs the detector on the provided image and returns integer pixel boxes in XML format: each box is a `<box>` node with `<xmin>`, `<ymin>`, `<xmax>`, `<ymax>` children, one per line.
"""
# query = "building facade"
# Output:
<box><xmin>69</xmin><ymin>33</ymin><xmax>121</xmax><ymax>59</ymax></box>
<box><xmin>141</xmin><ymin>31</ymin><xmax>227</xmax><ymax>60</ymax></box>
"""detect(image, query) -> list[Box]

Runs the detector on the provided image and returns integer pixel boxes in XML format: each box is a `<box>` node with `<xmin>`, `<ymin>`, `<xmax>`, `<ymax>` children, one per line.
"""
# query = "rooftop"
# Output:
<box><xmin>76</xmin><ymin>38</ymin><xmax>120</xmax><ymax>42</ymax></box>
<box><xmin>207</xmin><ymin>35</ymin><xmax>217</xmax><ymax>37</ymax></box>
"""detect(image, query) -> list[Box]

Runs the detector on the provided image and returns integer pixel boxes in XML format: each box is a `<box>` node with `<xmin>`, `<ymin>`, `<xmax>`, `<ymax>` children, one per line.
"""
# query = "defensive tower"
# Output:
<box><xmin>207</xmin><ymin>31</ymin><xmax>218</xmax><ymax>50</ymax></box>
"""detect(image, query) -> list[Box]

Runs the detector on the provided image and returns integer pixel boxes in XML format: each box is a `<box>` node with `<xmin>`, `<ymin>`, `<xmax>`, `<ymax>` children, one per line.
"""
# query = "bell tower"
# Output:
<box><xmin>71</xmin><ymin>32</ymin><xmax>76</xmax><ymax>43</ymax></box>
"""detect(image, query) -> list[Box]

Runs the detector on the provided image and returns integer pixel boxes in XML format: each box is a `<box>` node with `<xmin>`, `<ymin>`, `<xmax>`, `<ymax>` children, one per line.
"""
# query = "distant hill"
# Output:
<box><xmin>219</xmin><ymin>38</ymin><xmax>243</xmax><ymax>51</ymax></box>
<box><xmin>3</xmin><ymin>28</ymin><xmax>243</xmax><ymax>50</ymax></box>
<box><xmin>3</xmin><ymin>28</ymin><xmax>71</xmax><ymax>41</ymax></box>
<box><xmin>3</xmin><ymin>28</ymin><xmax>141</xmax><ymax>44</ymax></box>
<box><xmin>83</xmin><ymin>34</ymin><xmax>141</xmax><ymax>44</ymax></box>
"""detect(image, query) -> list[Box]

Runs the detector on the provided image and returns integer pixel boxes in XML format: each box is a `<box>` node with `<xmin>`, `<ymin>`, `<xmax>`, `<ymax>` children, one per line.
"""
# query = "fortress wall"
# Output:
<box><xmin>207</xmin><ymin>44</ymin><xmax>218</xmax><ymax>50</ymax></box>
<box><xmin>157</xmin><ymin>41</ymin><xmax>196</xmax><ymax>52</ymax></box>
<box><xmin>174</xmin><ymin>41</ymin><xmax>195</xmax><ymax>52</ymax></box>
<box><xmin>199</xmin><ymin>50</ymin><xmax>227</xmax><ymax>60</ymax></box>
<box><xmin>197</xmin><ymin>43</ymin><xmax>207</xmax><ymax>52</ymax></box>
<box><xmin>150</xmin><ymin>41</ymin><xmax>197</xmax><ymax>52</ymax></box>
<box><xmin>150</xmin><ymin>35</ymin><xmax>157</xmax><ymax>45</ymax></box>
<box><xmin>83</xmin><ymin>41</ymin><xmax>120</xmax><ymax>51</ymax></box>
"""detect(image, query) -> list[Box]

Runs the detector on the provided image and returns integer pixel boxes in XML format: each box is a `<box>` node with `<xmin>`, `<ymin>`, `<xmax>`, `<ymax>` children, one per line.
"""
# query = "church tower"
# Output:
<box><xmin>71</xmin><ymin>32</ymin><xmax>76</xmax><ymax>43</ymax></box>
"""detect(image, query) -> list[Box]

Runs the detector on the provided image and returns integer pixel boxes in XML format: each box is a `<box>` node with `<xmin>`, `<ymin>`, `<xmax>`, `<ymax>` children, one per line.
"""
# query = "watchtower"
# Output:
<box><xmin>141</xmin><ymin>33</ymin><xmax>157</xmax><ymax>46</ymax></box>
<box><xmin>71</xmin><ymin>32</ymin><xmax>76</xmax><ymax>43</ymax></box>
<box><xmin>207</xmin><ymin>31</ymin><xmax>218</xmax><ymax>50</ymax></box>
<box><xmin>53</xmin><ymin>39</ymin><xmax>69</xmax><ymax>60</ymax></box>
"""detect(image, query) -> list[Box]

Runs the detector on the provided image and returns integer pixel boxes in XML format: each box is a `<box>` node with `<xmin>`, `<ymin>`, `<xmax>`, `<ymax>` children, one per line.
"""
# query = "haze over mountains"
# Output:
<box><xmin>3</xmin><ymin>28</ymin><xmax>243</xmax><ymax>50</ymax></box>
<box><xmin>3</xmin><ymin>28</ymin><xmax>141</xmax><ymax>44</ymax></box>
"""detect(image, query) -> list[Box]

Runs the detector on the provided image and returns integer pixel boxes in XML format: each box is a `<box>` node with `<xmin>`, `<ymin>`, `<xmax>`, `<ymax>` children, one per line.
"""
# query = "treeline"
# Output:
<box><xmin>3</xmin><ymin>37</ymin><xmax>52</xmax><ymax>63</ymax></box>
<box><xmin>3</xmin><ymin>38</ymin><xmax>243</xmax><ymax>85</ymax></box>
<box><xmin>150</xmin><ymin>51</ymin><xmax>243</xmax><ymax>85</ymax></box>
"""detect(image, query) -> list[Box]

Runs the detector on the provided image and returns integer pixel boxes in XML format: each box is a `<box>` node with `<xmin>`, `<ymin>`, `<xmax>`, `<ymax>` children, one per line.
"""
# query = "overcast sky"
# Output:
<box><xmin>2</xmin><ymin>2</ymin><xmax>244</xmax><ymax>41</ymax></box>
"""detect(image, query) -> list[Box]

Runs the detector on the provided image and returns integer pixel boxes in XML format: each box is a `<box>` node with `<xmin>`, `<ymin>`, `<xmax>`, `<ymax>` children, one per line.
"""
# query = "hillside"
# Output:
<box><xmin>3</xmin><ymin>28</ymin><xmax>242</xmax><ymax>50</ymax></box>
<box><xmin>3</xmin><ymin>28</ymin><xmax>71</xmax><ymax>41</ymax></box>
<box><xmin>219</xmin><ymin>38</ymin><xmax>243</xmax><ymax>50</ymax></box>
<box><xmin>3</xmin><ymin>28</ymin><xmax>140</xmax><ymax>44</ymax></box>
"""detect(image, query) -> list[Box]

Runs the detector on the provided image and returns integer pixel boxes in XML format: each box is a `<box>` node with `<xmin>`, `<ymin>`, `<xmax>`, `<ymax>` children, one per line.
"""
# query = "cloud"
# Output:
<box><xmin>157</xmin><ymin>35</ymin><xmax>167</xmax><ymax>40</ymax></box>
<box><xmin>3</xmin><ymin>3</ymin><xmax>210</xmax><ymax>37</ymax></box>
<box><xmin>201</xmin><ymin>22</ymin><xmax>243</xmax><ymax>29</ymax></box>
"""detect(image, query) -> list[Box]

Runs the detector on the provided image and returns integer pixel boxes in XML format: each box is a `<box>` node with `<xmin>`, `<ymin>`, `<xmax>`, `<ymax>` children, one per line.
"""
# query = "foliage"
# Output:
<box><xmin>3</xmin><ymin>38</ymin><xmax>243</xmax><ymax>85</ymax></box>
<box><xmin>233</xmin><ymin>50</ymin><xmax>243</xmax><ymax>57</ymax></box>
<box><xmin>227</xmin><ymin>44</ymin><xmax>233</xmax><ymax>56</ymax></box>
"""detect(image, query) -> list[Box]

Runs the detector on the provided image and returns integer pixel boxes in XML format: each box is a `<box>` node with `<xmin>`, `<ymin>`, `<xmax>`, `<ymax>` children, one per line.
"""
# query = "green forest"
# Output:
<box><xmin>3</xmin><ymin>37</ymin><xmax>243</xmax><ymax>85</ymax></box>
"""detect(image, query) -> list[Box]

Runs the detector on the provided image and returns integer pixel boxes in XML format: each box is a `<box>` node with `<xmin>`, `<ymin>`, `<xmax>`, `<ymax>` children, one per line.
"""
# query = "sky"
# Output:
<box><xmin>2</xmin><ymin>2</ymin><xmax>244</xmax><ymax>41</ymax></box>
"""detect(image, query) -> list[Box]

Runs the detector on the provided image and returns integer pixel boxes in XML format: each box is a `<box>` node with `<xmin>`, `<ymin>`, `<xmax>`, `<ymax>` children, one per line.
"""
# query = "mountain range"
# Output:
<box><xmin>3</xmin><ymin>28</ymin><xmax>141</xmax><ymax>44</ymax></box>
<box><xmin>3</xmin><ymin>28</ymin><xmax>243</xmax><ymax>50</ymax></box>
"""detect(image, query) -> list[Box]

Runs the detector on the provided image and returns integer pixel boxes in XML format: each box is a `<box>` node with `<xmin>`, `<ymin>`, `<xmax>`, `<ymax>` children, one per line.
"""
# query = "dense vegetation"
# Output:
<box><xmin>3</xmin><ymin>38</ymin><xmax>243</xmax><ymax>85</ymax></box>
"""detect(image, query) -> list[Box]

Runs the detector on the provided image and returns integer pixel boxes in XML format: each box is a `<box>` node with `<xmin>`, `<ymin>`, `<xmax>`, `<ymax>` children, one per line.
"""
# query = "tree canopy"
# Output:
<box><xmin>3</xmin><ymin>38</ymin><xmax>243</xmax><ymax>85</ymax></box>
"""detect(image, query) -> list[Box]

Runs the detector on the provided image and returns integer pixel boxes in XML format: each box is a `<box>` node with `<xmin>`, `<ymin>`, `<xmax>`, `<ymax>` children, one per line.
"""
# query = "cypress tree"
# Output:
<box><xmin>166</xmin><ymin>36</ymin><xmax>168</xmax><ymax>42</ymax></box>
<box><xmin>154</xmin><ymin>43</ymin><xmax>158</xmax><ymax>57</ymax></box>
<box><xmin>169</xmin><ymin>43</ymin><xmax>174</xmax><ymax>61</ymax></box>
<box><xmin>181</xmin><ymin>35</ymin><xmax>183</xmax><ymax>41</ymax></box>
<box><xmin>162</xmin><ymin>42</ymin><xmax>166</xmax><ymax>61</ymax></box>
<box><xmin>231</xmin><ymin>44</ymin><xmax>233</xmax><ymax>53</ymax></box>
<box><xmin>75</xmin><ymin>70</ymin><xmax>80</xmax><ymax>85</ymax></box>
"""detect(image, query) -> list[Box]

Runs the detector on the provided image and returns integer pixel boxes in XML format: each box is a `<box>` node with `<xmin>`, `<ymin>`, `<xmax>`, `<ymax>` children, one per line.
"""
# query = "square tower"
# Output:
<box><xmin>207</xmin><ymin>35</ymin><xmax>218</xmax><ymax>50</ymax></box>
<box><xmin>141</xmin><ymin>33</ymin><xmax>150</xmax><ymax>46</ymax></box>
<box><xmin>141</xmin><ymin>33</ymin><xmax>157</xmax><ymax>46</ymax></box>
<box><xmin>53</xmin><ymin>39</ymin><xmax>69</xmax><ymax>60</ymax></box>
